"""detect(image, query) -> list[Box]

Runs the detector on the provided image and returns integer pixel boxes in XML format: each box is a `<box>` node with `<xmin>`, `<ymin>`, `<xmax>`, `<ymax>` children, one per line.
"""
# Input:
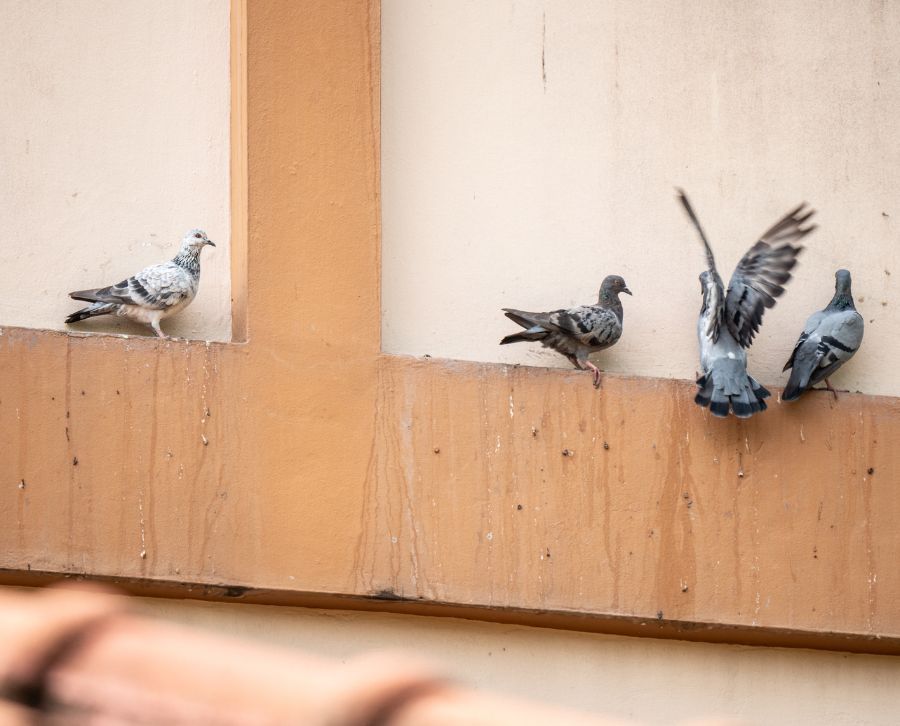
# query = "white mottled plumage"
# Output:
<box><xmin>65</xmin><ymin>229</ymin><xmax>215</xmax><ymax>338</ymax></box>
<box><xmin>499</xmin><ymin>274</ymin><xmax>632</xmax><ymax>388</ymax></box>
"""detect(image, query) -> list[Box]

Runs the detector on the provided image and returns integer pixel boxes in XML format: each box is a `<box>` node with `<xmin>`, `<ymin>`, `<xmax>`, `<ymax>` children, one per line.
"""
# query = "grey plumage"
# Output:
<box><xmin>500</xmin><ymin>274</ymin><xmax>632</xmax><ymax>388</ymax></box>
<box><xmin>782</xmin><ymin>269</ymin><xmax>864</xmax><ymax>401</ymax></box>
<box><xmin>65</xmin><ymin>229</ymin><xmax>215</xmax><ymax>338</ymax></box>
<box><xmin>678</xmin><ymin>190</ymin><xmax>814</xmax><ymax>418</ymax></box>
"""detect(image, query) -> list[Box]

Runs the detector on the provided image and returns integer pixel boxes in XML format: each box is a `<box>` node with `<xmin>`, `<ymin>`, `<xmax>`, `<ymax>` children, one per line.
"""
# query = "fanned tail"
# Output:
<box><xmin>695</xmin><ymin>366</ymin><xmax>770</xmax><ymax>419</ymax></box>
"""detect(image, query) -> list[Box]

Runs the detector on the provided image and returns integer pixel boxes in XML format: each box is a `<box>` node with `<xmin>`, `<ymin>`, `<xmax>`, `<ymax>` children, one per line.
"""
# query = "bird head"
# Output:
<box><xmin>182</xmin><ymin>229</ymin><xmax>216</xmax><ymax>252</ymax></box>
<box><xmin>835</xmin><ymin>268</ymin><xmax>852</xmax><ymax>293</ymax></box>
<box><xmin>600</xmin><ymin>275</ymin><xmax>632</xmax><ymax>300</ymax></box>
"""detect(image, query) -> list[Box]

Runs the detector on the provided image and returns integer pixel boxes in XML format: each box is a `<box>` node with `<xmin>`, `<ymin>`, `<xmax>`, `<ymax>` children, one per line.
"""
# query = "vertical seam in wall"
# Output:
<box><xmin>229</xmin><ymin>0</ymin><xmax>249</xmax><ymax>343</ymax></box>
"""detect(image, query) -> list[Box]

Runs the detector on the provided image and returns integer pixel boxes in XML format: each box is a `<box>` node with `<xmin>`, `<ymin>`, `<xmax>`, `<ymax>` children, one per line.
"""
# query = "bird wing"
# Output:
<box><xmin>69</xmin><ymin>262</ymin><xmax>194</xmax><ymax>310</ymax></box>
<box><xmin>677</xmin><ymin>190</ymin><xmax>725</xmax><ymax>342</ymax></box>
<box><xmin>725</xmin><ymin>203</ymin><xmax>814</xmax><ymax>348</ymax></box>
<box><xmin>786</xmin><ymin>310</ymin><xmax>863</xmax><ymax>393</ymax></box>
<box><xmin>545</xmin><ymin>305</ymin><xmax>621</xmax><ymax>348</ymax></box>
<box><xmin>783</xmin><ymin>310</ymin><xmax>826</xmax><ymax>372</ymax></box>
<box><xmin>805</xmin><ymin>311</ymin><xmax>864</xmax><ymax>385</ymax></box>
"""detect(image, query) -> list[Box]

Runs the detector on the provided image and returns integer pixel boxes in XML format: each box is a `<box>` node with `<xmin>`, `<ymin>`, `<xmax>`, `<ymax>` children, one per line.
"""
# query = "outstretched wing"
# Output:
<box><xmin>677</xmin><ymin>189</ymin><xmax>725</xmax><ymax>342</ymax></box>
<box><xmin>725</xmin><ymin>203</ymin><xmax>814</xmax><ymax>348</ymax></box>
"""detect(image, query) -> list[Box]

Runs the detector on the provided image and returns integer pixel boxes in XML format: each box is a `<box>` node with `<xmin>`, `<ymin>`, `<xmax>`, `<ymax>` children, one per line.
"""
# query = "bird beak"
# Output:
<box><xmin>206</xmin><ymin>240</ymin><xmax>216</xmax><ymax>247</ymax></box>
<box><xmin>623</xmin><ymin>287</ymin><xmax>632</xmax><ymax>295</ymax></box>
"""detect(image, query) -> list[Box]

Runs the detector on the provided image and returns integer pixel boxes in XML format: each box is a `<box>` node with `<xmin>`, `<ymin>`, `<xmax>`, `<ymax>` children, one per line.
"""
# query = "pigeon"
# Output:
<box><xmin>782</xmin><ymin>269</ymin><xmax>864</xmax><ymax>401</ymax></box>
<box><xmin>499</xmin><ymin>275</ymin><xmax>632</xmax><ymax>388</ymax></box>
<box><xmin>677</xmin><ymin>190</ymin><xmax>814</xmax><ymax>417</ymax></box>
<box><xmin>65</xmin><ymin>229</ymin><xmax>215</xmax><ymax>338</ymax></box>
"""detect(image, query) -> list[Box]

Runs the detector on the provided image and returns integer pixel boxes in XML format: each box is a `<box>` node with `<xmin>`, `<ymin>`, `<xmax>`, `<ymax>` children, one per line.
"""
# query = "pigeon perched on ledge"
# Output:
<box><xmin>65</xmin><ymin>229</ymin><xmax>215</xmax><ymax>338</ymax></box>
<box><xmin>678</xmin><ymin>190</ymin><xmax>814</xmax><ymax>417</ymax></box>
<box><xmin>782</xmin><ymin>269</ymin><xmax>864</xmax><ymax>401</ymax></box>
<box><xmin>499</xmin><ymin>274</ymin><xmax>632</xmax><ymax>388</ymax></box>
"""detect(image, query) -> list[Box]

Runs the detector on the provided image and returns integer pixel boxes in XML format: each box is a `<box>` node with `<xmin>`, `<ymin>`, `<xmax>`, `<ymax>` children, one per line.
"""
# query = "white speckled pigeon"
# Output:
<box><xmin>677</xmin><ymin>191</ymin><xmax>814</xmax><ymax>418</ymax></box>
<box><xmin>499</xmin><ymin>275</ymin><xmax>631</xmax><ymax>388</ymax></box>
<box><xmin>65</xmin><ymin>230</ymin><xmax>215</xmax><ymax>338</ymax></box>
<box><xmin>782</xmin><ymin>269</ymin><xmax>864</xmax><ymax>401</ymax></box>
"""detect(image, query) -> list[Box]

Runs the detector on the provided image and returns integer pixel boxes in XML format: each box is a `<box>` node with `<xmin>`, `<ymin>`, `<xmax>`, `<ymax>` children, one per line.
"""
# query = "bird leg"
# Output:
<box><xmin>812</xmin><ymin>378</ymin><xmax>839</xmax><ymax>400</ymax></box>
<box><xmin>584</xmin><ymin>361</ymin><xmax>602</xmax><ymax>389</ymax></box>
<box><xmin>151</xmin><ymin>320</ymin><xmax>167</xmax><ymax>339</ymax></box>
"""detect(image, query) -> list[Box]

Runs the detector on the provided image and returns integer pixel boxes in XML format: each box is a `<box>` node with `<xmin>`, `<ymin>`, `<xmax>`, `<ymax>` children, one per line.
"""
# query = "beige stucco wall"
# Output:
<box><xmin>382</xmin><ymin>0</ymin><xmax>900</xmax><ymax>397</ymax></box>
<box><xmin>138</xmin><ymin>597</ymin><xmax>899</xmax><ymax>726</ymax></box>
<box><xmin>0</xmin><ymin>0</ymin><xmax>231</xmax><ymax>341</ymax></box>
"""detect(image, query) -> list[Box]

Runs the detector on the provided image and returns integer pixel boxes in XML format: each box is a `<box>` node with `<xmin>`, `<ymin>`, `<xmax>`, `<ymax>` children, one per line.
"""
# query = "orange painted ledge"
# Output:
<box><xmin>2</xmin><ymin>327</ymin><xmax>899</xmax><ymax>655</ymax></box>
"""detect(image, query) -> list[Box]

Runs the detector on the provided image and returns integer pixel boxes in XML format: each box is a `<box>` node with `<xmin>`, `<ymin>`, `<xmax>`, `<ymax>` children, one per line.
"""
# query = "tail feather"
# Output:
<box><xmin>781</xmin><ymin>361</ymin><xmax>812</xmax><ymax>400</ymax></box>
<box><xmin>500</xmin><ymin>327</ymin><xmax>548</xmax><ymax>345</ymax></box>
<box><xmin>694</xmin><ymin>374</ymin><xmax>712</xmax><ymax>407</ymax></box>
<box><xmin>65</xmin><ymin>302</ymin><xmax>116</xmax><ymax>325</ymax></box>
<box><xmin>695</xmin><ymin>363</ymin><xmax>769</xmax><ymax>418</ymax></box>
<box><xmin>69</xmin><ymin>288</ymin><xmax>107</xmax><ymax>304</ymax></box>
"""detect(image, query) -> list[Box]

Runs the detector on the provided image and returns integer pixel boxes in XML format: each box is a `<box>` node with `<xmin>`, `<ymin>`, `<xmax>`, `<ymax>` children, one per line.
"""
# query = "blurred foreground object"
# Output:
<box><xmin>0</xmin><ymin>584</ymin><xmax>735</xmax><ymax>725</ymax></box>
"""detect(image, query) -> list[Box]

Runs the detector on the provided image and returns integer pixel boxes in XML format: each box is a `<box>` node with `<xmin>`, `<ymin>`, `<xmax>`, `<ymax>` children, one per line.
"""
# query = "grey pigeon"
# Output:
<box><xmin>782</xmin><ymin>269</ymin><xmax>863</xmax><ymax>400</ymax></box>
<box><xmin>499</xmin><ymin>275</ymin><xmax>631</xmax><ymax>388</ymax></box>
<box><xmin>678</xmin><ymin>191</ymin><xmax>814</xmax><ymax>417</ymax></box>
<box><xmin>65</xmin><ymin>229</ymin><xmax>215</xmax><ymax>338</ymax></box>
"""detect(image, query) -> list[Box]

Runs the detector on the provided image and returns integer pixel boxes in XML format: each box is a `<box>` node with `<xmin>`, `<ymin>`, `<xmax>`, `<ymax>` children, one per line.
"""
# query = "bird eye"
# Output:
<box><xmin>194</xmin><ymin>232</ymin><xmax>202</xmax><ymax>239</ymax></box>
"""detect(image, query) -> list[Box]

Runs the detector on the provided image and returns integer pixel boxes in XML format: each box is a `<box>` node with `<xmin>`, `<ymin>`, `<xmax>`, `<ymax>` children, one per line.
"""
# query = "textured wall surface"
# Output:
<box><xmin>0</xmin><ymin>0</ymin><xmax>231</xmax><ymax>340</ymax></box>
<box><xmin>141</xmin><ymin>596</ymin><xmax>900</xmax><ymax>726</ymax></box>
<box><xmin>382</xmin><ymin>0</ymin><xmax>900</xmax><ymax>397</ymax></box>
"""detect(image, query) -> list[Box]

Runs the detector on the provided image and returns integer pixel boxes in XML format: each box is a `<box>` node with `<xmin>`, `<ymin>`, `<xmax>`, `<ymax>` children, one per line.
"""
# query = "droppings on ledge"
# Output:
<box><xmin>18</xmin><ymin>480</ymin><xmax>25</xmax><ymax>490</ymax></box>
<box><xmin>867</xmin><ymin>467</ymin><xmax>875</xmax><ymax>475</ymax></box>
<box><xmin>561</xmin><ymin>448</ymin><xmax>574</xmax><ymax>457</ymax></box>
<box><xmin>603</xmin><ymin>441</ymin><xmax>609</xmax><ymax>450</ymax></box>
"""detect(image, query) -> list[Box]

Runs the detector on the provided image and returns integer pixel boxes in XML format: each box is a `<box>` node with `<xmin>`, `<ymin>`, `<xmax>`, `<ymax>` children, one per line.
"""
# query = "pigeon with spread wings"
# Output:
<box><xmin>500</xmin><ymin>275</ymin><xmax>631</xmax><ymax>388</ymax></box>
<box><xmin>677</xmin><ymin>191</ymin><xmax>814</xmax><ymax>417</ymax></box>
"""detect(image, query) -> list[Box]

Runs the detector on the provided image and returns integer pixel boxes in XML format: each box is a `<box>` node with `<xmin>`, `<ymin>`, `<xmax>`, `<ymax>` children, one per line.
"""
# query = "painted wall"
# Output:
<box><xmin>382</xmin><ymin>0</ymin><xmax>900</xmax><ymax>397</ymax></box>
<box><xmin>140</xmin><ymin>597</ymin><xmax>900</xmax><ymax>726</ymax></box>
<box><xmin>0</xmin><ymin>0</ymin><xmax>231</xmax><ymax>341</ymax></box>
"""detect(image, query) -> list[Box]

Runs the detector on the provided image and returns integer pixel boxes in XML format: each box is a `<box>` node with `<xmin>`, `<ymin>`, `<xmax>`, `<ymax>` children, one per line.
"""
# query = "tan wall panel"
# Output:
<box><xmin>0</xmin><ymin>0</ymin><xmax>232</xmax><ymax>340</ymax></box>
<box><xmin>382</xmin><ymin>0</ymin><xmax>900</xmax><ymax>397</ymax></box>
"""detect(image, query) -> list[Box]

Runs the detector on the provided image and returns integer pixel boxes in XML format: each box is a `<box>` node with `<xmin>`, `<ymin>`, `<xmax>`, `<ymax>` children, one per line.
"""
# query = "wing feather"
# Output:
<box><xmin>725</xmin><ymin>203</ymin><xmax>815</xmax><ymax>348</ymax></box>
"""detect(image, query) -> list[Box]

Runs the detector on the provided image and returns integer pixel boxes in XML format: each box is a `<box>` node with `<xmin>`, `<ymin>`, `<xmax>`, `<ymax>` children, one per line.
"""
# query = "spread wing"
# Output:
<box><xmin>725</xmin><ymin>203</ymin><xmax>815</xmax><ymax>348</ymax></box>
<box><xmin>69</xmin><ymin>262</ymin><xmax>194</xmax><ymax>310</ymax></box>
<box><xmin>678</xmin><ymin>190</ymin><xmax>725</xmax><ymax>342</ymax></box>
